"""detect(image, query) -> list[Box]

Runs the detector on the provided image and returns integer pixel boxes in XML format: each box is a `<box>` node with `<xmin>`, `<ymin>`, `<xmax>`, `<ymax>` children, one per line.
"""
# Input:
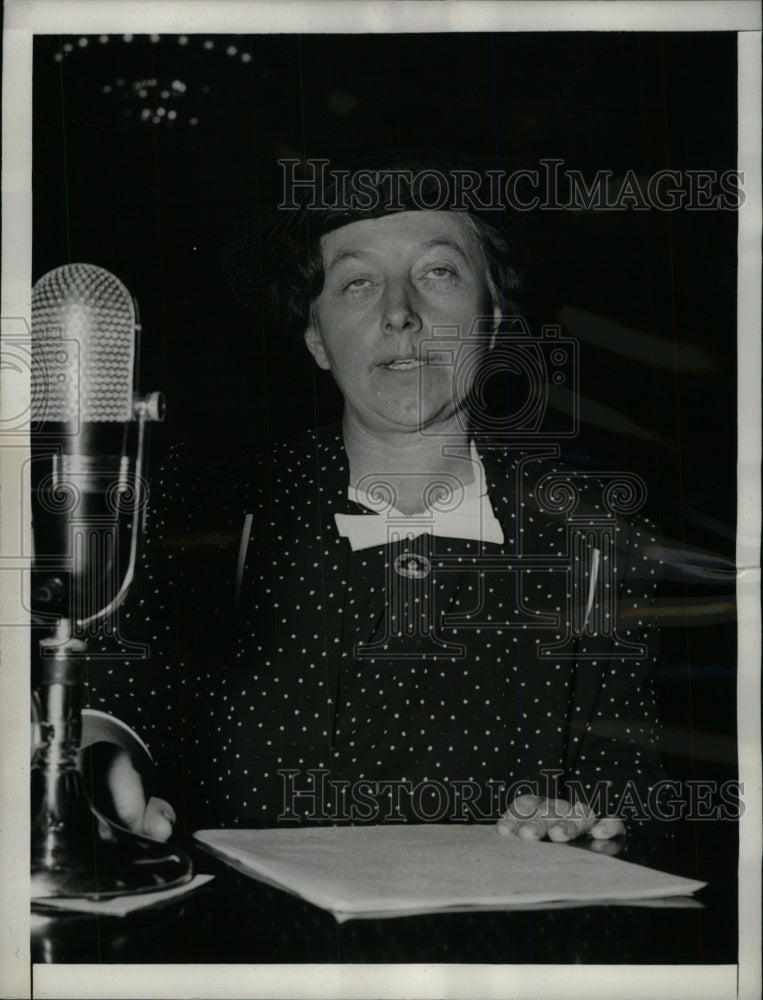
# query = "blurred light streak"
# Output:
<box><xmin>547</xmin><ymin>384</ymin><xmax>664</xmax><ymax>443</ymax></box>
<box><xmin>623</xmin><ymin>598</ymin><xmax>736</xmax><ymax>625</ymax></box>
<box><xmin>646</xmin><ymin>542</ymin><xmax>736</xmax><ymax>582</ymax></box>
<box><xmin>559</xmin><ymin>305</ymin><xmax>714</xmax><ymax>374</ymax></box>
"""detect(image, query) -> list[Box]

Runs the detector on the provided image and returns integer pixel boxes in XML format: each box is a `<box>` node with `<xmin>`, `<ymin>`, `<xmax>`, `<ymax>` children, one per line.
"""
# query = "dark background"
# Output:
<box><xmin>33</xmin><ymin>31</ymin><xmax>738</xmax><ymax>791</ymax></box>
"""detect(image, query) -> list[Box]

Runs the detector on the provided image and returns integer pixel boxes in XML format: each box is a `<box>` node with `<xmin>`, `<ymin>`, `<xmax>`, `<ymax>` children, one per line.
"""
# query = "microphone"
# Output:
<box><xmin>30</xmin><ymin>263</ymin><xmax>163</xmax><ymax>631</ymax></box>
<box><xmin>29</xmin><ymin>264</ymin><xmax>189</xmax><ymax>902</ymax></box>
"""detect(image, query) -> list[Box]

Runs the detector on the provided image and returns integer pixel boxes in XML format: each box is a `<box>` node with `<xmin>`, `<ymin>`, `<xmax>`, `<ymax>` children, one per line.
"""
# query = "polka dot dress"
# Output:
<box><xmin>86</xmin><ymin>424</ymin><xmax>664</xmax><ymax>829</ymax></box>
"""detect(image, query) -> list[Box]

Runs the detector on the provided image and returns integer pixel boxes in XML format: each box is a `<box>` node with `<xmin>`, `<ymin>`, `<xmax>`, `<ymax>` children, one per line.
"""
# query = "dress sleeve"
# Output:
<box><xmin>564</xmin><ymin>515</ymin><xmax>666</xmax><ymax>820</ymax></box>
<box><xmin>82</xmin><ymin>440</ymin><xmax>248</xmax><ymax>802</ymax></box>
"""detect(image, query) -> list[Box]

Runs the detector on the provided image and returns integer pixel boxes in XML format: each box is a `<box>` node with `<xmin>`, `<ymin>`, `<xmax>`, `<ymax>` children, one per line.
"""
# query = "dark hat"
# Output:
<box><xmin>224</xmin><ymin>149</ymin><xmax>524</xmax><ymax>335</ymax></box>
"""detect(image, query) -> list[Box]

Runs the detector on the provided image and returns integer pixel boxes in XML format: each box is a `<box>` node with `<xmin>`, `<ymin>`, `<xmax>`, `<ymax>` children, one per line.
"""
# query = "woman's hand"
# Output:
<box><xmin>496</xmin><ymin>794</ymin><xmax>625</xmax><ymax>842</ymax></box>
<box><xmin>84</xmin><ymin>744</ymin><xmax>176</xmax><ymax>842</ymax></box>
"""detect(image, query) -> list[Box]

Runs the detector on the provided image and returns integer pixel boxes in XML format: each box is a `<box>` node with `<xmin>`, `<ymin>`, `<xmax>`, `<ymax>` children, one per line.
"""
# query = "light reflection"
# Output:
<box><xmin>49</xmin><ymin>35</ymin><xmax>256</xmax><ymax>130</ymax></box>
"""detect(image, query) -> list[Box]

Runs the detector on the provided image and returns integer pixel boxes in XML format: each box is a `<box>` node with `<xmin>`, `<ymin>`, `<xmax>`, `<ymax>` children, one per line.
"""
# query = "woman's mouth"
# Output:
<box><xmin>380</xmin><ymin>357</ymin><xmax>425</xmax><ymax>371</ymax></box>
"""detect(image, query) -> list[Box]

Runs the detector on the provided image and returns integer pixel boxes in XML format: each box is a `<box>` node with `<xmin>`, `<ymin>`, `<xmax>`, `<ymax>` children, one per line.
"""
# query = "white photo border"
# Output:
<box><xmin>2</xmin><ymin>3</ymin><xmax>760</xmax><ymax>999</ymax></box>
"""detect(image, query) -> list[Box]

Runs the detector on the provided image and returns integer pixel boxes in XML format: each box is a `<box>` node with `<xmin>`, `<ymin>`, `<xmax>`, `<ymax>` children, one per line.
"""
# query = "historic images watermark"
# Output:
<box><xmin>278</xmin><ymin>768</ymin><xmax>745</xmax><ymax>824</ymax></box>
<box><xmin>279</xmin><ymin>158</ymin><xmax>745</xmax><ymax>213</ymax></box>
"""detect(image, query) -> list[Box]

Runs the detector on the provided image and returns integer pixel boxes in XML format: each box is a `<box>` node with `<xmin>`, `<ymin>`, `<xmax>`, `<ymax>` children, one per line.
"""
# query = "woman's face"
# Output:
<box><xmin>304</xmin><ymin>211</ymin><xmax>499</xmax><ymax>438</ymax></box>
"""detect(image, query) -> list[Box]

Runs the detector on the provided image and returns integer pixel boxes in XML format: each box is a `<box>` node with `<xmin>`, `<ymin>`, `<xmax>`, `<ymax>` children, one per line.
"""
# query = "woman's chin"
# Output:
<box><xmin>350</xmin><ymin>403</ymin><xmax>465</xmax><ymax>438</ymax></box>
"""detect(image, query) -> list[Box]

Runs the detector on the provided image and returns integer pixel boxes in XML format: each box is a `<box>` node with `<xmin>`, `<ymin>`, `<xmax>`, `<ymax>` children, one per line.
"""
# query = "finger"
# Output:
<box><xmin>546</xmin><ymin>807</ymin><xmax>597</xmax><ymax>842</ymax></box>
<box><xmin>499</xmin><ymin>796</ymin><xmax>595</xmax><ymax>841</ymax></box>
<box><xmin>498</xmin><ymin>795</ymin><xmax>547</xmax><ymax>835</ymax></box>
<box><xmin>147</xmin><ymin>796</ymin><xmax>176</xmax><ymax>825</ymax></box>
<box><xmin>498</xmin><ymin>795</ymin><xmax>550</xmax><ymax>837</ymax></box>
<box><xmin>590</xmin><ymin>818</ymin><xmax>626</xmax><ymax>840</ymax></box>
<box><xmin>499</xmin><ymin>796</ymin><xmax>574</xmax><ymax>839</ymax></box>
<box><xmin>517</xmin><ymin>819</ymin><xmax>548</xmax><ymax>840</ymax></box>
<box><xmin>106</xmin><ymin>750</ymin><xmax>148</xmax><ymax>833</ymax></box>
<box><xmin>496</xmin><ymin>815</ymin><xmax>520</xmax><ymax>837</ymax></box>
<box><xmin>505</xmin><ymin>794</ymin><xmax>546</xmax><ymax>821</ymax></box>
<box><xmin>143</xmin><ymin>797</ymin><xmax>176</xmax><ymax>842</ymax></box>
<box><xmin>588</xmin><ymin>836</ymin><xmax>624</xmax><ymax>857</ymax></box>
<box><xmin>547</xmin><ymin>820</ymin><xmax>579</xmax><ymax>843</ymax></box>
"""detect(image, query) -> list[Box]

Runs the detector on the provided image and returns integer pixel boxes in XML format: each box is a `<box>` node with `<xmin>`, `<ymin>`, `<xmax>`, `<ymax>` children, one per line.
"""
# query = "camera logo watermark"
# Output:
<box><xmin>418</xmin><ymin>316</ymin><xmax>579</xmax><ymax>441</ymax></box>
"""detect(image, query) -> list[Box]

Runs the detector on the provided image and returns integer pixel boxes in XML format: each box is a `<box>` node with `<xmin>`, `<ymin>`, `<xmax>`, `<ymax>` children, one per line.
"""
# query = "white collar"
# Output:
<box><xmin>335</xmin><ymin>441</ymin><xmax>504</xmax><ymax>551</ymax></box>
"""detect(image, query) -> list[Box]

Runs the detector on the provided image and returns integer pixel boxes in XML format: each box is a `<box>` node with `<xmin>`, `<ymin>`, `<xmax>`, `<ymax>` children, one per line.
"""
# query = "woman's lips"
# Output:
<box><xmin>379</xmin><ymin>357</ymin><xmax>425</xmax><ymax>371</ymax></box>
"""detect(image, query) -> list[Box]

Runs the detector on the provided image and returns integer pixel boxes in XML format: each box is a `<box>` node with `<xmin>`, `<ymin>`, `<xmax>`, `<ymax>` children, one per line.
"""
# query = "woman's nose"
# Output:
<box><xmin>382</xmin><ymin>280</ymin><xmax>422</xmax><ymax>335</ymax></box>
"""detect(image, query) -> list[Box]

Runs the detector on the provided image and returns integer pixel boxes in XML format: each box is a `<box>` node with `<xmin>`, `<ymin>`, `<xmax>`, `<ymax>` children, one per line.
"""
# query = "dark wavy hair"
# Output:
<box><xmin>225</xmin><ymin>151</ymin><xmax>526</xmax><ymax>340</ymax></box>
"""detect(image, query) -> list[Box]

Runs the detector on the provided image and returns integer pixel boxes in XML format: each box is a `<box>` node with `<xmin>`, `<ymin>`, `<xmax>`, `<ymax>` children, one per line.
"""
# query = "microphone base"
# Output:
<box><xmin>31</xmin><ymin>810</ymin><xmax>193</xmax><ymax>903</ymax></box>
<box><xmin>31</xmin><ymin>626</ymin><xmax>193</xmax><ymax>904</ymax></box>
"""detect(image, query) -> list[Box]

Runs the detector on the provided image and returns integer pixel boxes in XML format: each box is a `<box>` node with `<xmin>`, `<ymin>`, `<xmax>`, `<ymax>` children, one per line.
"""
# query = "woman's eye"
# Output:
<box><xmin>342</xmin><ymin>277</ymin><xmax>373</xmax><ymax>292</ymax></box>
<box><xmin>425</xmin><ymin>266</ymin><xmax>456</xmax><ymax>280</ymax></box>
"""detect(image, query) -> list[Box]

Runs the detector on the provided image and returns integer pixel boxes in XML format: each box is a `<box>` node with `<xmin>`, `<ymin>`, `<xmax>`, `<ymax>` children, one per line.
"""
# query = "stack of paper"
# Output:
<box><xmin>194</xmin><ymin>825</ymin><xmax>705</xmax><ymax>920</ymax></box>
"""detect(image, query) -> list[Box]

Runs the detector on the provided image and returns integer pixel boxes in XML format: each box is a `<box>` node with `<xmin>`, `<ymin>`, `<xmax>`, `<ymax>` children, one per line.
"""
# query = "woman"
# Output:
<box><xmin>85</xmin><ymin>158</ymin><xmax>663</xmax><ymax>845</ymax></box>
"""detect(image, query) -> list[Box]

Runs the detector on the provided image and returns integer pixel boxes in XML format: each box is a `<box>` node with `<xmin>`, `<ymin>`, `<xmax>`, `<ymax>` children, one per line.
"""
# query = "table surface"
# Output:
<box><xmin>31</xmin><ymin>818</ymin><xmax>738</xmax><ymax>966</ymax></box>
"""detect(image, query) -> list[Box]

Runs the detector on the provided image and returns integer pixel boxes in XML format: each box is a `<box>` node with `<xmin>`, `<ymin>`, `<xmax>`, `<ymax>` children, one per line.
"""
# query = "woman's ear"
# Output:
<box><xmin>304</xmin><ymin>322</ymin><xmax>331</xmax><ymax>371</ymax></box>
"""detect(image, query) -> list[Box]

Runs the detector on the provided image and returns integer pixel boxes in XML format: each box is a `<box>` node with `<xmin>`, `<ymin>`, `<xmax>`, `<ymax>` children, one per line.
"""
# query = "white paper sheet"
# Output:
<box><xmin>194</xmin><ymin>825</ymin><xmax>705</xmax><ymax>920</ymax></box>
<box><xmin>32</xmin><ymin>874</ymin><xmax>214</xmax><ymax>917</ymax></box>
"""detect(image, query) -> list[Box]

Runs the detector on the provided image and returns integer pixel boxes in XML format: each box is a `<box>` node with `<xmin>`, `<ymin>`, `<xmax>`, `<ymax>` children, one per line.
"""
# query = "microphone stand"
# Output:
<box><xmin>31</xmin><ymin>394</ymin><xmax>193</xmax><ymax>901</ymax></box>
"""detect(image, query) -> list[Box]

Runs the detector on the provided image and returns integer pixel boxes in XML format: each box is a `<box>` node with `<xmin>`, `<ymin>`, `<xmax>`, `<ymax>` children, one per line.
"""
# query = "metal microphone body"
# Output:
<box><xmin>30</xmin><ymin>263</ymin><xmax>161</xmax><ymax>628</ymax></box>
